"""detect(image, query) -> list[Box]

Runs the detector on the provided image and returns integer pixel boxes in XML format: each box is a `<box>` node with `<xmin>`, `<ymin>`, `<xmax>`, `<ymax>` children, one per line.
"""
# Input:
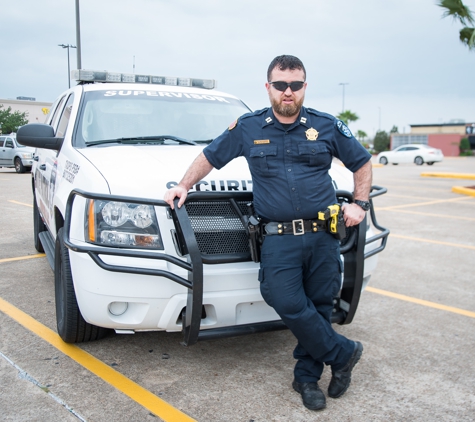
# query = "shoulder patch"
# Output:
<box><xmin>337</xmin><ymin>120</ymin><xmax>353</xmax><ymax>138</ymax></box>
<box><xmin>228</xmin><ymin>119</ymin><xmax>238</xmax><ymax>131</ymax></box>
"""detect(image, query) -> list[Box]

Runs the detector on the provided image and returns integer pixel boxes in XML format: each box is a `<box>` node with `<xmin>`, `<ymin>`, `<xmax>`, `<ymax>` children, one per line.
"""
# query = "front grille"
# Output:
<box><xmin>185</xmin><ymin>200</ymin><xmax>250</xmax><ymax>256</ymax></box>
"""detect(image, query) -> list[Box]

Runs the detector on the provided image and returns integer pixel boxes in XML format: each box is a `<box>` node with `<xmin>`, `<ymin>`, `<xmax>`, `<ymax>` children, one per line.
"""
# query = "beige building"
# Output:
<box><xmin>391</xmin><ymin>122</ymin><xmax>475</xmax><ymax>156</ymax></box>
<box><xmin>0</xmin><ymin>98</ymin><xmax>53</xmax><ymax>133</ymax></box>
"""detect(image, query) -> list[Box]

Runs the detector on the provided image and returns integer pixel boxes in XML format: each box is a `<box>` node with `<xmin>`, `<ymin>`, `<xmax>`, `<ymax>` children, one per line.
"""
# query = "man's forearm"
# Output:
<box><xmin>353</xmin><ymin>160</ymin><xmax>372</xmax><ymax>200</ymax></box>
<box><xmin>178</xmin><ymin>152</ymin><xmax>214</xmax><ymax>190</ymax></box>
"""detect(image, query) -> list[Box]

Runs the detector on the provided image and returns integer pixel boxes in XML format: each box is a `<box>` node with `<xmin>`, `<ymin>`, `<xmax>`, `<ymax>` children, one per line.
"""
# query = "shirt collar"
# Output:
<box><xmin>262</xmin><ymin>107</ymin><xmax>310</xmax><ymax>130</ymax></box>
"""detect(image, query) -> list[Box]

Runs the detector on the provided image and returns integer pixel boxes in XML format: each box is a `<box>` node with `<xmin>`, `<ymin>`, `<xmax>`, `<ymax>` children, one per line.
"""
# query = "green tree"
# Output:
<box><xmin>356</xmin><ymin>130</ymin><xmax>368</xmax><ymax>143</ymax></box>
<box><xmin>0</xmin><ymin>105</ymin><xmax>29</xmax><ymax>134</ymax></box>
<box><xmin>459</xmin><ymin>137</ymin><xmax>474</xmax><ymax>155</ymax></box>
<box><xmin>390</xmin><ymin>125</ymin><xmax>399</xmax><ymax>134</ymax></box>
<box><xmin>438</xmin><ymin>0</ymin><xmax>475</xmax><ymax>50</ymax></box>
<box><xmin>337</xmin><ymin>110</ymin><xmax>359</xmax><ymax>126</ymax></box>
<box><xmin>373</xmin><ymin>130</ymin><xmax>390</xmax><ymax>153</ymax></box>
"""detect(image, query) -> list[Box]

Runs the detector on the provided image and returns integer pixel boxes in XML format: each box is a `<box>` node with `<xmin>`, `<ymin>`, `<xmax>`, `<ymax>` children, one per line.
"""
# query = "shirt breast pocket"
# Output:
<box><xmin>297</xmin><ymin>143</ymin><xmax>331</xmax><ymax>168</ymax></box>
<box><xmin>249</xmin><ymin>145</ymin><xmax>278</xmax><ymax>177</ymax></box>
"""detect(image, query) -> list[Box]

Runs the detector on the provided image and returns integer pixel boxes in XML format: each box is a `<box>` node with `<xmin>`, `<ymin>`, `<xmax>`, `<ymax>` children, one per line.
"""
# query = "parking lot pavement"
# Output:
<box><xmin>1</xmin><ymin>158</ymin><xmax>475</xmax><ymax>421</ymax></box>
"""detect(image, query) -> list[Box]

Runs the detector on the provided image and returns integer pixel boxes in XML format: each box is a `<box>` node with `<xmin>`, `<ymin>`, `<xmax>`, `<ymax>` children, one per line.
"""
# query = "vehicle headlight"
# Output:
<box><xmin>85</xmin><ymin>200</ymin><xmax>164</xmax><ymax>249</ymax></box>
<box><xmin>21</xmin><ymin>152</ymin><xmax>33</xmax><ymax>159</ymax></box>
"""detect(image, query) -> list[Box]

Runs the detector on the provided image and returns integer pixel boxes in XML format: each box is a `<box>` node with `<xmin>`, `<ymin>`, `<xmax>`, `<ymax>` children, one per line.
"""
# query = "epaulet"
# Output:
<box><xmin>306</xmin><ymin>108</ymin><xmax>334</xmax><ymax>122</ymax></box>
<box><xmin>229</xmin><ymin>108</ymin><xmax>268</xmax><ymax>130</ymax></box>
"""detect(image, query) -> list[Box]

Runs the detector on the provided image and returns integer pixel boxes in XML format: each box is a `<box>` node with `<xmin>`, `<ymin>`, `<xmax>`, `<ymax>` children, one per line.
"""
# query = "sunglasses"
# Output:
<box><xmin>269</xmin><ymin>81</ymin><xmax>305</xmax><ymax>92</ymax></box>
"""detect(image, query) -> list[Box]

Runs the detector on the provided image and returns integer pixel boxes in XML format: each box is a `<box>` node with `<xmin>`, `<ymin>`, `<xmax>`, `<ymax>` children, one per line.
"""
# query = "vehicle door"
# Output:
<box><xmin>34</xmin><ymin>93</ymin><xmax>74</xmax><ymax>230</ymax></box>
<box><xmin>0</xmin><ymin>137</ymin><xmax>5</xmax><ymax>165</ymax></box>
<box><xmin>394</xmin><ymin>146</ymin><xmax>412</xmax><ymax>163</ymax></box>
<box><xmin>404</xmin><ymin>146</ymin><xmax>419</xmax><ymax>163</ymax></box>
<box><xmin>2</xmin><ymin>137</ymin><xmax>16</xmax><ymax>165</ymax></box>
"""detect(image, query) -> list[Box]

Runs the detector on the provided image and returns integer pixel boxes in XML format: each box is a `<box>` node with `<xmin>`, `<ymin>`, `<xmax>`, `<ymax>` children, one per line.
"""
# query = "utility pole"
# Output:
<box><xmin>58</xmin><ymin>44</ymin><xmax>77</xmax><ymax>88</ymax></box>
<box><xmin>339</xmin><ymin>83</ymin><xmax>348</xmax><ymax>113</ymax></box>
<box><xmin>75</xmin><ymin>0</ymin><xmax>82</xmax><ymax>69</ymax></box>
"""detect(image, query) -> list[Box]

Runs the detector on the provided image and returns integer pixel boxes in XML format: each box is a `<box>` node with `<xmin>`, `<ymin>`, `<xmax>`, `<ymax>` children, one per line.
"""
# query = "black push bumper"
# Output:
<box><xmin>63</xmin><ymin>186</ymin><xmax>389</xmax><ymax>346</ymax></box>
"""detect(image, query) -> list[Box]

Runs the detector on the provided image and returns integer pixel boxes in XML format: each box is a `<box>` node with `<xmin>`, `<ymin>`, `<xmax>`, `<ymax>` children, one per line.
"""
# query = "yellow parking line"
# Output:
<box><xmin>452</xmin><ymin>186</ymin><xmax>475</xmax><ymax>197</ymax></box>
<box><xmin>8</xmin><ymin>200</ymin><xmax>32</xmax><ymax>208</ymax></box>
<box><xmin>377</xmin><ymin>195</ymin><xmax>473</xmax><ymax>210</ymax></box>
<box><xmin>0</xmin><ymin>254</ymin><xmax>46</xmax><ymax>263</ymax></box>
<box><xmin>390</xmin><ymin>233</ymin><xmax>475</xmax><ymax>251</ymax></box>
<box><xmin>375</xmin><ymin>208</ymin><xmax>475</xmax><ymax>222</ymax></box>
<box><xmin>421</xmin><ymin>172</ymin><xmax>475</xmax><ymax>180</ymax></box>
<box><xmin>0</xmin><ymin>296</ymin><xmax>196</xmax><ymax>422</ymax></box>
<box><xmin>366</xmin><ymin>286</ymin><xmax>475</xmax><ymax>318</ymax></box>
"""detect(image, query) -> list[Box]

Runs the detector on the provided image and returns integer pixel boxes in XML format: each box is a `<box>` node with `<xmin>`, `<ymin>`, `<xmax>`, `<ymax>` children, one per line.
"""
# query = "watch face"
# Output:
<box><xmin>355</xmin><ymin>200</ymin><xmax>371</xmax><ymax>211</ymax></box>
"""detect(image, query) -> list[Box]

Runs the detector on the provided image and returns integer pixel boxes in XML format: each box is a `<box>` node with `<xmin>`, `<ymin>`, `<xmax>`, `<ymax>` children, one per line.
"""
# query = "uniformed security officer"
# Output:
<box><xmin>164</xmin><ymin>55</ymin><xmax>372</xmax><ymax>411</ymax></box>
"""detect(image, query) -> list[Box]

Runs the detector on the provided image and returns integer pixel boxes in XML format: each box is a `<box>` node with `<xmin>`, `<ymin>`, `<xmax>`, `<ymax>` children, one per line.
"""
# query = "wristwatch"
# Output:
<box><xmin>354</xmin><ymin>200</ymin><xmax>371</xmax><ymax>211</ymax></box>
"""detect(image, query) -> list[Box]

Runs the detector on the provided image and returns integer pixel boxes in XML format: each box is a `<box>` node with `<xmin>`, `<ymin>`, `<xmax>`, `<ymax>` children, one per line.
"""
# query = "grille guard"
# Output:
<box><xmin>63</xmin><ymin>186</ymin><xmax>389</xmax><ymax>346</ymax></box>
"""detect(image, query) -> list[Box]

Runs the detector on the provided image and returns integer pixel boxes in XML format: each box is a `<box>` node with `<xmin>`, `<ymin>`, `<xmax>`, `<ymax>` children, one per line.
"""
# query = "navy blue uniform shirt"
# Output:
<box><xmin>203</xmin><ymin>106</ymin><xmax>371</xmax><ymax>222</ymax></box>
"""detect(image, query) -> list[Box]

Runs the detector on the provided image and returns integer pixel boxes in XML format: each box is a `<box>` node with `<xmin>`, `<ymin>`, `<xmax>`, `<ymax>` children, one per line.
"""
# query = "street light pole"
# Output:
<box><xmin>75</xmin><ymin>0</ymin><xmax>82</xmax><ymax>69</ymax></box>
<box><xmin>339</xmin><ymin>83</ymin><xmax>348</xmax><ymax>113</ymax></box>
<box><xmin>58</xmin><ymin>44</ymin><xmax>77</xmax><ymax>88</ymax></box>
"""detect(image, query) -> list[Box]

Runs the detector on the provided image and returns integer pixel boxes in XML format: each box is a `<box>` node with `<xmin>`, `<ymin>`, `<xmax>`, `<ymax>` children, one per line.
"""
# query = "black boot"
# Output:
<box><xmin>328</xmin><ymin>341</ymin><xmax>363</xmax><ymax>398</ymax></box>
<box><xmin>292</xmin><ymin>380</ymin><xmax>326</xmax><ymax>410</ymax></box>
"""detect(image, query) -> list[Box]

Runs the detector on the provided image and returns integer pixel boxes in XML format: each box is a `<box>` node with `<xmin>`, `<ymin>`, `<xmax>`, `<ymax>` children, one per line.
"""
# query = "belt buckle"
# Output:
<box><xmin>292</xmin><ymin>219</ymin><xmax>304</xmax><ymax>235</ymax></box>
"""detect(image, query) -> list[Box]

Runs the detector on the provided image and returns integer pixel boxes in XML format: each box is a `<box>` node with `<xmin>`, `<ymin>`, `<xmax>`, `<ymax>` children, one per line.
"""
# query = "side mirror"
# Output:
<box><xmin>17</xmin><ymin>124</ymin><xmax>64</xmax><ymax>151</ymax></box>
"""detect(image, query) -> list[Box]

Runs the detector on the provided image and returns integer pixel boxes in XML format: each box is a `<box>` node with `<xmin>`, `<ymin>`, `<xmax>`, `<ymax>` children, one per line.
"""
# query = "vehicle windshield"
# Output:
<box><xmin>75</xmin><ymin>89</ymin><xmax>251</xmax><ymax>146</ymax></box>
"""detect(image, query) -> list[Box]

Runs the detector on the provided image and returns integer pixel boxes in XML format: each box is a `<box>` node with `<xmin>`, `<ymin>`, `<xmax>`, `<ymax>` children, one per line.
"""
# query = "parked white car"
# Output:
<box><xmin>377</xmin><ymin>144</ymin><xmax>444</xmax><ymax>166</ymax></box>
<box><xmin>17</xmin><ymin>69</ymin><xmax>389</xmax><ymax>346</ymax></box>
<box><xmin>0</xmin><ymin>133</ymin><xmax>35</xmax><ymax>173</ymax></box>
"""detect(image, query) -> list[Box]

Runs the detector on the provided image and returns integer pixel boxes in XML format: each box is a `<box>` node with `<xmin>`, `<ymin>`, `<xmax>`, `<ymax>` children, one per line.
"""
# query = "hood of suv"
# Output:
<box><xmin>79</xmin><ymin>144</ymin><xmax>252</xmax><ymax>197</ymax></box>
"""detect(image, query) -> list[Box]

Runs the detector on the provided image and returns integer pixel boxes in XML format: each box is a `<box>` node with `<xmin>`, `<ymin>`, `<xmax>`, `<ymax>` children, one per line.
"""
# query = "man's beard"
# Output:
<box><xmin>270</xmin><ymin>95</ymin><xmax>304</xmax><ymax>118</ymax></box>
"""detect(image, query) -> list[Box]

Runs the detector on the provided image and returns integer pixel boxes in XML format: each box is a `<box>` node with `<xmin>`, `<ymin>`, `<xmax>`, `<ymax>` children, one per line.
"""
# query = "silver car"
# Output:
<box><xmin>0</xmin><ymin>133</ymin><xmax>36</xmax><ymax>173</ymax></box>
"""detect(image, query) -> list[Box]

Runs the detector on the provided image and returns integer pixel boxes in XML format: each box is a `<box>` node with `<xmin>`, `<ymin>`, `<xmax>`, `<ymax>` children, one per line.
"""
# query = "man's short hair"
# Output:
<box><xmin>267</xmin><ymin>55</ymin><xmax>306</xmax><ymax>82</ymax></box>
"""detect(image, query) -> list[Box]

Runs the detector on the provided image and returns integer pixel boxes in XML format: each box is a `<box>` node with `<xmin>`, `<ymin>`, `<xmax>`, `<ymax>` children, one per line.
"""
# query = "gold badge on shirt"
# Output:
<box><xmin>305</xmin><ymin>127</ymin><xmax>319</xmax><ymax>141</ymax></box>
<box><xmin>254</xmin><ymin>139</ymin><xmax>270</xmax><ymax>144</ymax></box>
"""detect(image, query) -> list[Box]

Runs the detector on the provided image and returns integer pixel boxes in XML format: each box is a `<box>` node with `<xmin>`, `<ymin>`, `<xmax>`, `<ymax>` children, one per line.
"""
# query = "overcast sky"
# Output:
<box><xmin>1</xmin><ymin>0</ymin><xmax>473</xmax><ymax>137</ymax></box>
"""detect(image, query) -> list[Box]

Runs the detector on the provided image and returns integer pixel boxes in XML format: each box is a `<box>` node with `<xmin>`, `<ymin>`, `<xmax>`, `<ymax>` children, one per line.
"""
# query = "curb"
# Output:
<box><xmin>452</xmin><ymin>186</ymin><xmax>475</xmax><ymax>197</ymax></box>
<box><xmin>420</xmin><ymin>172</ymin><xmax>475</xmax><ymax>180</ymax></box>
<box><xmin>420</xmin><ymin>173</ymin><xmax>475</xmax><ymax>197</ymax></box>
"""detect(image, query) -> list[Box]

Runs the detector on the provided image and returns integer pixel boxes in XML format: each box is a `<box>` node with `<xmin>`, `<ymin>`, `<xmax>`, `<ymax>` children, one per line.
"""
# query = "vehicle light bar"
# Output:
<box><xmin>70</xmin><ymin>69</ymin><xmax>216</xmax><ymax>89</ymax></box>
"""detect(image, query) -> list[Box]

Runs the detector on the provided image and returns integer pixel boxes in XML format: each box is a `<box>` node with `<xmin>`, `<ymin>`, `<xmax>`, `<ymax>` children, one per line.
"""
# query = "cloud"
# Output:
<box><xmin>1</xmin><ymin>0</ymin><xmax>473</xmax><ymax>136</ymax></box>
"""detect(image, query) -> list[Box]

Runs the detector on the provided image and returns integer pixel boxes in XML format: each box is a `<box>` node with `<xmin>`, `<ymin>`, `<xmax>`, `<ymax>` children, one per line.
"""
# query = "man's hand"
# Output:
<box><xmin>342</xmin><ymin>203</ymin><xmax>366</xmax><ymax>227</ymax></box>
<box><xmin>164</xmin><ymin>185</ymin><xmax>188</xmax><ymax>210</ymax></box>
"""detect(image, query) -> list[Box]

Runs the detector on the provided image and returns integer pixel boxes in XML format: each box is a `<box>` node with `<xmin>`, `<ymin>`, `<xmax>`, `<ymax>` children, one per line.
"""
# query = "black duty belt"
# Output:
<box><xmin>263</xmin><ymin>219</ymin><xmax>328</xmax><ymax>236</ymax></box>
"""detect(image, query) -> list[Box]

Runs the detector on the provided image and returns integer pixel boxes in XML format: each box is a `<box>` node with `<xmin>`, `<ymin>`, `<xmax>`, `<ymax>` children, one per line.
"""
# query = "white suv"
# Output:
<box><xmin>17</xmin><ymin>69</ymin><xmax>389</xmax><ymax>346</ymax></box>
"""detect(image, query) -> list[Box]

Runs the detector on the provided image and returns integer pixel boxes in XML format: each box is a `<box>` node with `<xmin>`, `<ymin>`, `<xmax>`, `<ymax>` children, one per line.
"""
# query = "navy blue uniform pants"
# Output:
<box><xmin>259</xmin><ymin>231</ymin><xmax>354</xmax><ymax>383</ymax></box>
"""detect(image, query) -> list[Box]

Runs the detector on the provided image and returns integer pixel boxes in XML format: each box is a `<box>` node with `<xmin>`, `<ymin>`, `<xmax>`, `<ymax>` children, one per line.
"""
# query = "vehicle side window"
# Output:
<box><xmin>397</xmin><ymin>147</ymin><xmax>406</xmax><ymax>152</ymax></box>
<box><xmin>50</xmin><ymin>95</ymin><xmax>68</xmax><ymax>131</ymax></box>
<box><xmin>56</xmin><ymin>94</ymin><xmax>75</xmax><ymax>138</ymax></box>
<box><xmin>406</xmin><ymin>147</ymin><xmax>417</xmax><ymax>151</ymax></box>
<box><xmin>0</xmin><ymin>137</ymin><xmax>4</xmax><ymax>147</ymax></box>
<box><xmin>5</xmin><ymin>140</ymin><xmax>13</xmax><ymax>148</ymax></box>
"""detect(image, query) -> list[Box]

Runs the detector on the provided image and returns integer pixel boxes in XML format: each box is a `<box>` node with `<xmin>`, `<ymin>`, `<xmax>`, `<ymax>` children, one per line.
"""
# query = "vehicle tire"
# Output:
<box><xmin>33</xmin><ymin>197</ymin><xmax>46</xmax><ymax>253</ymax></box>
<box><xmin>379</xmin><ymin>156</ymin><xmax>388</xmax><ymax>165</ymax></box>
<box><xmin>55</xmin><ymin>228</ymin><xmax>110</xmax><ymax>343</ymax></box>
<box><xmin>14</xmin><ymin>157</ymin><xmax>25</xmax><ymax>173</ymax></box>
<box><xmin>414</xmin><ymin>156</ymin><xmax>424</xmax><ymax>165</ymax></box>
<box><xmin>427</xmin><ymin>162</ymin><xmax>434</xmax><ymax>165</ymax></box>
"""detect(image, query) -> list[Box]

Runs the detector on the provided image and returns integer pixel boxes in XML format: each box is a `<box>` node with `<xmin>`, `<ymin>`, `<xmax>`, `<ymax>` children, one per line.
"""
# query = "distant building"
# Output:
<box><xmin>391</xmin><ymin>122</ymin><xmax>475</xmax><ymax>156</ymax></box>
<box><xmin>0</xmin><ymin>98</ymin><xmax>53</xmax><ymax>133</ymax></box>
